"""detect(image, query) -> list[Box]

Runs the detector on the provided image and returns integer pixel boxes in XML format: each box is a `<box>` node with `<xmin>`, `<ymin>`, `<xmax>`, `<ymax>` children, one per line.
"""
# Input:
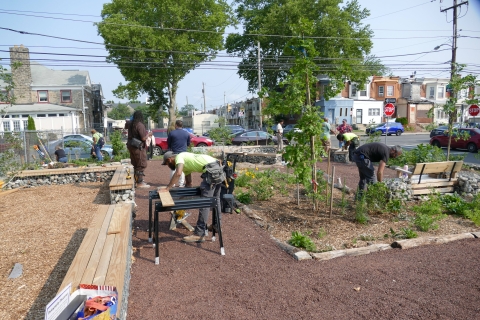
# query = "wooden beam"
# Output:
<box><xmin>412</xmin><ymin>186</ymin><xmax>454</xmax><ymax>195</ymax></box>
<box><xmin>158</xmin><ymin>187</ymin><xmax>175</xmax><ymax>207</ymax></box>
<box><xmin>410</xmin><ymin>181</ymin><xmax>456</xmax><ymax>189</ymax></box>
<box><xmin>108</xmin><ymin>204</ymin><xmax>132</xmax><ymax>235</ymax></box>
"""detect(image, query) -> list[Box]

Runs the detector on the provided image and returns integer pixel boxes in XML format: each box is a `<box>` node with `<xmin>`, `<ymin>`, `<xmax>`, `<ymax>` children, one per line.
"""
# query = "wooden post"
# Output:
<box><xmin>329</xmin><ymin>166</ymin><xmax>335</xmax><ymax>218</ymax></box>
<box><xmin>310</xmin><ymin>135</ymin><xmax>316</xmax><ymax>210</ymax></box>
<box><xmin>326</xmin><ymin>149</ymin><xmax>331</xmax><ymax>206</ymax></box>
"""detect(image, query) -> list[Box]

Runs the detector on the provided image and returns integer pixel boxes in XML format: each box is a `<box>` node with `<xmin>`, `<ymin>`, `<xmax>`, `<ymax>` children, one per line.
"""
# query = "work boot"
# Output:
<box><xmin>182</xmin><ymin>235</ymin><xmax>205</xmax><ymax>243</ymax></box>
<box><xmin>207</xmin><ymin>224</ymin><xmax>218</xmax><ymax>232</ymax></box>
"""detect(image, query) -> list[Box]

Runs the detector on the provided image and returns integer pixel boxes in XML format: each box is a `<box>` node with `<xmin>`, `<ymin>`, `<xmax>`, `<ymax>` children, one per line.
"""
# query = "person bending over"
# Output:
<box><xmin>336</xmin><ymin>132</ymin><xmax>360</xmax><ymax>161</ymax></box>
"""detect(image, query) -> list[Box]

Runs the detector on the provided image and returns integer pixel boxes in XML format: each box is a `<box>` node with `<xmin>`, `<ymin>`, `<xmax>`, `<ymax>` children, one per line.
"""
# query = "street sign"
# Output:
<box><xmin>469</xmin><ymin>104</ymin><xmax>480</xmax><ymax>116</ymax></box>
<box><xmin>385</xmin><ymin>98</ymin><xmax>396</xmax><ymax>104</ymax></box>
<box><xmin>384</xmin><ymin>103</ymin><xmax>395</xmax><ymax>117</ymax></box>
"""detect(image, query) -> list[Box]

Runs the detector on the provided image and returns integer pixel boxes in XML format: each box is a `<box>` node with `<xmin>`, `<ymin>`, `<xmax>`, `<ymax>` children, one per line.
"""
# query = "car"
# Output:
<box><xmin>182</xmin><ymin>128</ymin><xmax>195</xmax><ymax>134</ymax></box>
<box><xmin>231</xmin><ymin>130</ymin><xmax>288</xmax><ymax>146</ymax></box>
<box><xmin>47</xmin><ymin>137</ymin><xmax>113</xmax><ymax>160</ymax></box>
<box><xmin>430</xmin><ymin>123</ymin><xmax>461</xmax><ymax>138</ymax></box>
<box><xmin>430</xmin><ymin>128</ymin><xmax>480</xmax><ymax>153</ymax></box>
<box><xmin>226</xmin><ymin>125</ymin><xmax>245</xmax><ymax>132</ymax></box>
<box><xmin>151</xmin><ymin>129</ymin><xmax>214</xmax><ymax>156</ymax></box>
<box><xmin>366</xmin><ymin>122</ymin><xmax>404</xmax><ymax>136</ymax></box>
<box><xmin>283</xmin><ymin>124</ymin><xmax>297</xmax><ymax>134</ymax></box>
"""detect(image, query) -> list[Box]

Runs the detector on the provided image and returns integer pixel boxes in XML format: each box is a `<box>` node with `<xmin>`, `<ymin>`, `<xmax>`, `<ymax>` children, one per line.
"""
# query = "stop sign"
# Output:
<box><xmin>384</xmin><ymin>103</ymin><xmax>395</xmax><ymax>117</ymax></box>
<box><xmin>469</xmin><ymin>104</ymin><xmax>480</xmax><ymax>116</ymax></box>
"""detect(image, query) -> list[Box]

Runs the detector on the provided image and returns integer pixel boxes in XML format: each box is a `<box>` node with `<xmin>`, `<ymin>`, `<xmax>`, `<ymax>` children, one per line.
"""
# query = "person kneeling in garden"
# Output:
<box><xmin>352</xmin><ymin>142</ymin><xmax>402</xmax><ymax>199</ymax></box>
<box><xmin>163</xmin><ymin>151</ymin><xmax>225</xmax><ymax>243</ymax></box>
<box><xmin>336</xmin><ymin>132</ymin><xmax>360</xmax><ymax>161</ymax></box>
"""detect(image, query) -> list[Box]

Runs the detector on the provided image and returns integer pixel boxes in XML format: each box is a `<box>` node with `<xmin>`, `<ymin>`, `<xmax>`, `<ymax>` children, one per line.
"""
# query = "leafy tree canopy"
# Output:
<box><xmin>108</xmin><ymin>103</ymin><xmax>131</xmax><ymax>120</ymax></box>
<box><xmin>226</xmin><ymin>0</ymin><xmax>384</xmax><ymax>96</ymax></box>
<box><xmin>178</xmin><ymin>104</ymin><xmax>197</xmax><ymax>116</ymax></box>
<box><xmin>97</xmin><ymin>0</ymin><xmax>233</xmax><ymax>126</ymax></box>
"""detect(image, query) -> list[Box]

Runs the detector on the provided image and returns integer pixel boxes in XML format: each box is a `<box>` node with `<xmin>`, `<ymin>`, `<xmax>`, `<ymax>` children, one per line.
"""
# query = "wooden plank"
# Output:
<box><xmin>412</xmin><ymin>186</ymin><xmax>454</xmax><ymax>195</ymax></box>
<box><xmin>109</xmin><ymin>167</ymin><xmax>134</xmax><ymax>188</ymax></box>
<box><xmin>411</xmin><ymin>176</ymin><xmax>457</xmax><ymax>184</ymax></box>
<box><xmin>411</xmin><ymin>161</ymin><xmax>463</xmax><ymax>175</ymax></box>
<box><xmin>80</xmin><ymin>205</ymin><xmax>115</xmax><ymax>284</ymax></box>
<box><xmin>392</xmin><ymin>233</ymin><xmax>475</xmax><ymax>249</ymax></box>
<box><xmin>110</xmin><ymin>184</ymin><xmax>134</xmax><ymax>191</ymax></box>
<box><xmin>108</xmin><ymin>204</ymin><xmax>131</xmax><ymax>235</ymax></box>
<box><xmin>109</xmin><ymin>168</ymin><xmax>123</xmax><ymax>187</ymax></box>
<box><xmin>158</xmin><ymin>187</ymin><xmax>175</xmax><ymax>206</ymax></box>
<box><xmin>92</xmin><ymin>234</ymin><xmax>115</xmax><ymax>285</ymax></box>
<box><xmin>411</xmin><ymin>181</ymin><xmax>456</xmax><ymax>189</ymax></box>
<box><xmin>16</xmin><ymin>166</ymin><xmax>120</xmax><ymax>177</ymax></box>
<box><xmin>57</xmin><ymin>205</ymin><xmax>111</xmax><ymax>295</ymax></box>
<box><xmin>105</xmin><ymin>203</ymin><xmax>132</xmax><ymax>318</ymax></box>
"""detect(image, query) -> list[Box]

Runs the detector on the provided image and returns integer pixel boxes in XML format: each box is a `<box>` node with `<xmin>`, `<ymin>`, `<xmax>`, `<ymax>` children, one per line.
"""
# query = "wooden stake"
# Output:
<box><xmin>326</xmin><ymin>149</ymin><xmax>331</xmax><ymax>206</ymax></box>
<box><xmin>329</xmin><ymin>166</ymin><xmax>335</xmax><ymax>219</ymax></box>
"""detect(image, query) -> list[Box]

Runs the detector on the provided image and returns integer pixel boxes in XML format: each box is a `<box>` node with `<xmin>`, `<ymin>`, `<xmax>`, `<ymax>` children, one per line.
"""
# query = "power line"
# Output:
<box><xmin>364</xmin><ymin>0</ymin><xmax>437</xmax><ymax>21</ymax></box>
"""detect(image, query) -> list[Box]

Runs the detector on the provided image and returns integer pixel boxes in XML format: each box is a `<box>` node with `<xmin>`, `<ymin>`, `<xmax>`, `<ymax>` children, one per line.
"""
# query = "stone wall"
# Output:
<box><xmin>10</xmin><ymin>45</ymin><xmax>32</xmax><ymax>104</ymax></box>
<box><xmin>383</xmin><ymin>178</ymin><xmax>413</xmax><ymax>201</ymax></box>
<box><xmin>5</xmin><ymin>171</ymin><xmax>114</xmax><ymax>189</ymax></box>
<box><xmin>456</xmin><ymin>171</ymin><xmax>480</xmax><ymax>197</ymax></box>
<box><xmin>191</xmin><ymin>145</ymin><xmax>282</xmax><ymax>164</ymax></box>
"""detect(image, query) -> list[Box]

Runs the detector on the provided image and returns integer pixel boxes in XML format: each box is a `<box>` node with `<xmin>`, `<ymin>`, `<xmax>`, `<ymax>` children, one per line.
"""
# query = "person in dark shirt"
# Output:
<box><xmin>352</xmin><ymin>142</ymin><xmax>402</xmax><ymax>198</ymax></box>
<box><xmin>166</xmin><ymin>120</ymin><xmax>191</xmax><ymax>187</ymax></box>
<box><xmin>127</xmin><ymin>110</ymin><xmax>150</xmax><ymax>188</ymax></box>
<box><xmin>54</xmin><ymin>145</ymin><xmax>68</xmax><ymax>163</ymax></box>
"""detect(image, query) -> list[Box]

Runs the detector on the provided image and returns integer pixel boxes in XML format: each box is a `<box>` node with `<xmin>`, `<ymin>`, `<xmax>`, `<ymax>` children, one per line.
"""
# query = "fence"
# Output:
<box><xmin>0</xmin><ymin>129</ymin><xmax>120</xmax><ymax>168</ymax></box>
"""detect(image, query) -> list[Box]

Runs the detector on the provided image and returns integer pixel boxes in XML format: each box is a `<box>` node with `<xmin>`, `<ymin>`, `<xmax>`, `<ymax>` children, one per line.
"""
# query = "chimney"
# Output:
<box><xmin>10</xmin><ymin>45</ymin><xmax>32</xmax><ymax>104</ymax></box>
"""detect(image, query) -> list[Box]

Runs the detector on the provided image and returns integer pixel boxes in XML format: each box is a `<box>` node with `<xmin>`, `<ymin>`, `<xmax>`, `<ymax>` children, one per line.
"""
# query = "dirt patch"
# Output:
<box><xmin>0</xmin><ymin>182</ymin><xmax>110</xmax><ymax>320</ymax></box>
<box><xmin>235</xmin><ymin>161</ymin><xmax>479</xmax><ymax>252</ymax></box>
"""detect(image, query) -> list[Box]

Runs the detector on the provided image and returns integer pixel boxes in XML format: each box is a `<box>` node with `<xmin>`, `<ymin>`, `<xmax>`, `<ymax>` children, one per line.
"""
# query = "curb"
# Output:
<box><xmin>239</xmin><ymin>203</ymin><xmax>480</xmax><ymax>262</ymax></box>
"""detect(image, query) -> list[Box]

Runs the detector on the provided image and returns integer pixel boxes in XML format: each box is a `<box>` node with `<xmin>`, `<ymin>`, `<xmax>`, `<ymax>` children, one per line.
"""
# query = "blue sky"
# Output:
<box><xmin>0</xmin><ymin>0</ymin><xmax>479</xmax><ymax>111</ymax></box>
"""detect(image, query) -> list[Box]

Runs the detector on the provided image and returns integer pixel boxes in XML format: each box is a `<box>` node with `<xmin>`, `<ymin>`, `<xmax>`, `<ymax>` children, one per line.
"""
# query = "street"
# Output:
<box><xmin>354</xmin><ymin>133</ymin><xmax>480</xmax><ymax>165</ymax></box>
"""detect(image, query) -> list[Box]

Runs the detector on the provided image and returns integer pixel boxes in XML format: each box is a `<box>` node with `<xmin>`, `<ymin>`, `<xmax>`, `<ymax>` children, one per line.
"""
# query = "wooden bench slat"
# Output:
<box><xmin>158</xmin><ymin>187</ymin><xmax>175</xmax><ymax>206</ymax></box>
<box><xmin>411</xmin><ymin>161</ymin><xmax>463</xmax><ymax>175</ymax></box>
<box><xmin>80</xmin><ymin>206</ymin><xmax>115</xmax><ymax>285</ymax></box>
<box><xmin>109</xmin><ymin>168</ymin><xmax>123</xmax><ymax>187</ymax></box>
<box><xmin>410</xmin><ymin>181</ymin><xmax>456</xmax><ymax>189</ymax></box>
<box><xmin>413</xmin><ymin>186</ymin><xmax>455</xmax><ymax>195</ymax></box>
<box><xmin>92</xmin><ymin>234</ymin><xmax>116</xmax><ymax>285</ymax></box>
<box><xmin>108</xmin><ymin>204</ymin><xmax>131</xmax><ymax>235</ymax></box>
<box><xmin>105</xmin><ymin>203</ymin><xmax>132</xmax><ymax>318</ymax></box>
<box><xmin>57</xmin><ymin>205</ymin><xmax>111</xmax><ymax>295</ymax></box>
<box><xmin>109</xmin><ymin>167</ymin><xmax>134</xmax><ymax>188</ymax></box>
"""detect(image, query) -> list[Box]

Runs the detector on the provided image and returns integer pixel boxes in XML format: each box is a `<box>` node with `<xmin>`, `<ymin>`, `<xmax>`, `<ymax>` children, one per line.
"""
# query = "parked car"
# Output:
<box><xmin>203</xmin><ymin>125</ymin><xmax>245</xmax><ymax>137</ymax></box>
<box><xmin>231</xmin><ymin>130</ymin><xmax>288</xmax><ymax>146</ymax></box>
<box><xmin>47</xmin><ymin>137</ymin><xmax>113</xmax><ymax>160</ymax></box>
<box><xmin>430</xmin><ymin>123</ymin><xmax>461</xmax><ymax>138</ymax></box>
<box><xmin>366</xmin><ymin>122</ymin><xmax>404</xmax><ymax>136</ymax></box>
<box><xmin>430</xmin><ymin>128</ymin><xmax>480</xmax><ymax>153</ymax></box>
<box><xmin>283</xmin><ymin>124</ymin><xmax>297</xmax><ymax>134</ymax></box>
<box><xmin>151</xmin><ymin>129</ymin><xmax>214</xmax><ymax>156</ymax></box>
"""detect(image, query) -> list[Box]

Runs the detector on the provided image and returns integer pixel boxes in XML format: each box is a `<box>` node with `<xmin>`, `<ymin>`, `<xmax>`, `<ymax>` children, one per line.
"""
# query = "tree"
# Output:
<box><xmin>441</xmin><ymin>64</ymin><xmax>479</xmax><ymax>160</ymax></box>
<box><xmin>96</xmin><ymin>0</ymin><xmax>233</xmax><ymax>127</ymax></box>
<box><xmin>108</xmin><ymin>103</ymin><xmax>131</xmax><ymax>120</ymax></box>
<box><xmin>226</xmin><ymin>0</ymin><xmax>383</xmax><ymax>93</ymax></box>
<box><xmin>178</xmin><ymin>104</ymin><xmax>197</xmax><ymax>117</ymax></box>
<box><xmin>0</xmin><ymin>61</ymin><xmax>17</xmax><ymax>116</ymax></box>
<box><xmin>27</xmin><ymin>116</ymin><xmax>36</xmax><ymax>130</ymax></box>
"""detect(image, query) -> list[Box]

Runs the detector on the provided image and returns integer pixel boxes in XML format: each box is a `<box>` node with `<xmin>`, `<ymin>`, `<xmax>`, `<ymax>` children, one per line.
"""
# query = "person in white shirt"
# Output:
<box><xmin>276</xmin><ymin>119</ymin><xmax>284</xmax><ymax>151</ymax></box>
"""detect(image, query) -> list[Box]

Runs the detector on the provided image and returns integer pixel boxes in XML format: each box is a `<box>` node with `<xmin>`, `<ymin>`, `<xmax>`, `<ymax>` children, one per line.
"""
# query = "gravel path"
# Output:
<box><xmin>127</xmin><ymin>159</ymin><xmax>480</xmax><ymax>320</ymax></box>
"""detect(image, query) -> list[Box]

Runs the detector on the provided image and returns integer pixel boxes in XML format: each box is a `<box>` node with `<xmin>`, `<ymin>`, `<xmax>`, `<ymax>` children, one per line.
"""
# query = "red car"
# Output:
<box><xmin>430</xmin><ymin>128</ymin><xmax>480</xmax><ymax>153</ymax></box>
<box><xmin>151</xmin><ymin>129</ymin><xmax>214</xmax><ymax>156</ymax></box>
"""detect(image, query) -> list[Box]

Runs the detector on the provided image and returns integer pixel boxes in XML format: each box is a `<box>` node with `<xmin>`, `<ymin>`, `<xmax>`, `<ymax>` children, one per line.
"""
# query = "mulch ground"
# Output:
<box><xmin>127</xmin><ymin>160</ymin><xmax>480</xmax><ymax>320</ymax></box>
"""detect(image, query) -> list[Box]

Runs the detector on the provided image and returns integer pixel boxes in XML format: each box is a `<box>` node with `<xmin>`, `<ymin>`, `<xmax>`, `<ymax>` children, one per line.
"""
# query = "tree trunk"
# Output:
<box><xmin>167</xmin><ymin>82</ymin><xmax>177</xmax><ymax>127</ymax></box>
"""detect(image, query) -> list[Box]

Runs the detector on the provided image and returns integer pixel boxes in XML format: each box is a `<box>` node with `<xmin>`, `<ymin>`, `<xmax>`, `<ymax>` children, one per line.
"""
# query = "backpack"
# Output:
<box><xmin>98</xmin><ymin>135</ymin><xmax>105</xmax><ymax>146</ymax></box>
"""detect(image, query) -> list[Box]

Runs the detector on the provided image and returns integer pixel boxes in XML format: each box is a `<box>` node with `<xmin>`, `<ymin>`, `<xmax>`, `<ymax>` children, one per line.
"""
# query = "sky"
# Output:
<box><xmin>0</xmin><ymin>0</ymin><xmax>479</xmax><ymax>111</ymax></box>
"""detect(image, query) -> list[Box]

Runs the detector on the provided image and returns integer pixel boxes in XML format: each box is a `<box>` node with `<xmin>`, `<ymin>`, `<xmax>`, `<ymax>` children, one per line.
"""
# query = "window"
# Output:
<box><xmin>48</xmin><ymin>114</ymin><xmax>57</xmax><ymax>117</ymax></box>
<box><xmin>13</xmin><ymin>120</ymin><xmax>21</xmax><ymax>131</ymax></box>
<box><xmin>38</xmin><ymin>90</ymin><xmax>48</xmax><ymax>102</ymax></box>
<box><xmin>378</xmin><ymin>86</ymin><xmax>384</xmax><ymax>97</ymax></box>
<box><xmin>386</xmin><ymin>86</ymin><xmax>394</xmax><ymax>96</ymax></box>
<box><xmin>360</xmin><ymin>85</ymin><xmax>367</xmax><ymax>96</ymax></box>
<box><xmin>437</xmin><ymin>87</ymin><xmax>445</xmax><ymax>99</ymax></box>
<box><xmin>152</xmin><ymin>131</ymin><xmax>168</xmax><ymax>138</ymax></box>
<box><xmin>340</xmin><ymin>108</ymin><xmax>343</xmax><ymax>116</ymax></box>
<box><xmin>58</xmin><ymin>113</ymin><xmax>66</xmax><ymax>116</ymax></box>
<box><xmin>3</xmin><ymin>121</ymin><xmax>10</xmax><ymax>131</ymax></box>
<box><xmin>368</xmin><ymin>108</ymin><xmax>380</xmax><ymax>116</ymax></box>
<box><xmin>351</xmin><ymin>84</ymin><xmax>357</xmax><ymax>96</ymax></box>
<box><xmin>429</xmin><ymin>87</ymin><xmax>435</xmax><ymax>99</ymax></box>
<box><xmin>37</xmin><ymin>114</ymin><xmax>46</xmax><ymax>117</ymax></box>
<box><xmin>61</xmin><ymin>90</ymin><xmax>72</xmax><ymax>103</ymax></box>
<box><xmin>22</xmin><ymin>120</ymin><xmax>28</xmax><ymax>130</ymax></box>
<box><xmin>22</xmin><ymin>114</ymin><xmax>29</xmax><ymax>118</ymax></box>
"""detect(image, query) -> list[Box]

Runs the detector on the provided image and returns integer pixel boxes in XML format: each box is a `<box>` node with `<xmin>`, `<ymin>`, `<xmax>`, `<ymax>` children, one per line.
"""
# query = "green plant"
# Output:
<box><xmin>236</xmin><ymin>191</ymin><xmax>253</xmax><ymax>204</ymax></box>
<box><xmin>414</xmin><ymin>213</ymin><xmax>444</xmax><ymax>231</ymax></box>
<box><xmin>250</xmin><ymin>174</ymin><xmax>275</xmax><ymax>201</ymax></box>
<box><xmin>355</xmin><ymin>198</ymin><xmax>369</xmax><ymax>224</ymax></box>
<box><xmin>387</xmin><ymin>199</ymin><xmax>404</xmax><ymax>214</ymax></box>
<box><xmin>359</xmin><ymin>234</ymin><xmax>375</xmax><ymax>241</ymax></box>
<box><xmin>110</xmin><ymin>130</ymin><xmax>125</xmax><ymax>157</ymax></box>
<box><xmin>288</xmin><ymin>231</ymin><xmax>316</xmax><ymax>252</ymax></box>
<box><xmin>401</xmin><ymin>227</ymin><xmax>418</xmax><ymax>239</ymax></box>
<box><xmin>388</xmin><ymin>143</ymin><xmax>456</xmax><ymax>167</ymax></box>
<box><xmin>364</xmin><ymin>182</ymin><xmax>389</xmax><ymax>213</ymax></box>
<box><xmin>366</xmin><ymin>130</ymin><xmax>382</xmax><ymax>143</ymax></box>
<box><xmin>0</xmin><ymin>132</ymin><xmax>23</xmax><ymax>178</ymax></box>
<box><xmin>395</xmin><ymin>117</ymin><xmax>408</xmax><ymax>125</ymax></box>
<box><xmin>317</xmin><ymin>228</ymin><xmax>327</xmax><ymax>239</ymax></box>
<box><xmin>466</xmin><ymin>209</ymin><xmax>480</xmax><ymax>226</ymax></box>
<box><xmin>440</xmin><ymin>193</ymin><xmax>470</xmax><ymax>216</ymax></box>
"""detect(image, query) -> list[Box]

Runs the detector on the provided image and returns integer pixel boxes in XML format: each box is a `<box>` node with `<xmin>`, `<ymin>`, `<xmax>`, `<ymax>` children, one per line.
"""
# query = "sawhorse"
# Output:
<box><xmin>148</xmin><ymin>187</ymin><xmax>224</xmax><ymax>265</ymax></box>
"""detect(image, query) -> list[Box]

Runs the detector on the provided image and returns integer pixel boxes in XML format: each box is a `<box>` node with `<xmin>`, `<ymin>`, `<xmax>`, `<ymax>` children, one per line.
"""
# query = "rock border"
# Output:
<box><xmin>239</xmin><ymin>202</ymin><xmax>479</xmax><ymax>262</ymax></box>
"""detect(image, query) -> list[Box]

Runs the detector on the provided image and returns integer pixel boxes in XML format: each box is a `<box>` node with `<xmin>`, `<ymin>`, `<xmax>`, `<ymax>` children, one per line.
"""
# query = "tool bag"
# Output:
<box><xmin>203</xmin><ymin>162</ymin><xmax>225</xmax><ymax>184</ymax></box>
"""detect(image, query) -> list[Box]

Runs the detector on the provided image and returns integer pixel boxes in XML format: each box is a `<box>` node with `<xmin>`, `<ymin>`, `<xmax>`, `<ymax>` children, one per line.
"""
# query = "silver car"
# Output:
<box><xmin>48</xmin><ymin>137</ymin><xmax>113</xmax><ymax>160</ymax></box>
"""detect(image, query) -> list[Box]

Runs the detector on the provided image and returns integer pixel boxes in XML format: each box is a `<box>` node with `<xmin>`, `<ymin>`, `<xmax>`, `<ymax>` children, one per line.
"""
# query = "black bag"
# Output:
<box><xmin>130</xmin><ymin>138</ymin><xmax>144</xmax><ymax>150</ymax></box>
<box><xmin>204</xmin><ymin>162</ymin><xmax>225</xmax><ymax>184</ymax></box>
<box><xmin>98</xmin><ymin>136</ymin><xmax>105</xmax><ymax>146</ymax></box>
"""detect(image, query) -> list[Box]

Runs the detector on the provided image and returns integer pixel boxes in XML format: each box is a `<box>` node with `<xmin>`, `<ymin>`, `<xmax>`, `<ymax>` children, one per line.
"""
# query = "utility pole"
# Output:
<box><xmin>441</xmin><ymin>0</ymin><xmax>468</xmax><ymax>160</ymax></box>
<box><xmin>257</xmin><ymin>41</ymin><xmax>263</xmax><ymax>129</ymax></box>
<box><xmin>202</xmin><ymin>82</ymin><xmax>206</xmax><ymax>113</ymax></box>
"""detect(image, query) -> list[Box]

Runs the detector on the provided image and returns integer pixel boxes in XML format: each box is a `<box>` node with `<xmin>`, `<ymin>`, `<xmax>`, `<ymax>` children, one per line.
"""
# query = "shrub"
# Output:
<box><xmin>288</xmin><ymin>231</ymin><xmax>316</xmax><ymax>252</ymax></box>
<box><xmin>395</xmin><ymin>117</ymin><xmax>408</xmax><ymax>125</ymax></box>
<box><xmin>401</xmin><ymin>227</ymin><xmax>418</xmax><ymax>239</ymax></box>
<box><xmin>110</xmin><ymin>130</ymin><xmax>125</xmax><ymax>156</ymax></box>
<box><xmin>234</xmin><ymin>170</ymin><xmax>254</xmax><ymax>187</ymax></box>
<box><xmin>364</xmin><ymin>182</ymin><xmax>389</xmax><ymax>213</ymax></box>
<box><xmin>355</xmin><ymin>198</ymin><xmax>369</xmax><ymax>224</ymax></box>
<box><xmin>251</xmin><ymin>174</ymin><xmax>275</xmax><ymax>200</ymax></box>
<box><xmin>412</xmin><ymin>196</ymin><xmax>446</xmax><ymax>231</ymax></box>
<box><xmin>389</xmin><ymin>143</ymin><xmax>456</xmax><ymax>166</ymax></box>
<box><xmin>236</xmin><ymin>191</ymin><xmax>253</xmax><ymax>204</ymax></box>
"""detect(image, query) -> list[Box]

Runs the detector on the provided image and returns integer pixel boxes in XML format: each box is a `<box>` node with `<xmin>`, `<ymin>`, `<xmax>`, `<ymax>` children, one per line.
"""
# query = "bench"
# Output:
<box><xmin>109</xmin><ymin>165</ymin><xmax>135</xmax><ymax>204</ymax></box>
<box><xmin>395</xmin><ymin>161</ymin><xmax>464</xmax><ymax>195</ymax></box>
<box><xmin>57</xmin><ymin>203</ymin><xmax>134</xmax><ymax>319</ymax></box>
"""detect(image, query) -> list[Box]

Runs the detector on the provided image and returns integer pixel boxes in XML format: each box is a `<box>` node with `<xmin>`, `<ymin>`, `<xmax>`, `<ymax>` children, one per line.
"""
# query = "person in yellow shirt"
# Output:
<box><xmin>337</xmin><ymin>132</ymin><xmax>360</xmax><ymax>161</ymax></box>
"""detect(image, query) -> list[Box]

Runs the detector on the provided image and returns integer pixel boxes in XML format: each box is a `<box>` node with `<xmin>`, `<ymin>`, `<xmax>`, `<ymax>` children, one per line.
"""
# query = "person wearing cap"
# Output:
<box><xmin>91</xmin><ymin>129</ymin><xmax>103</xmax><ymax>161</ymax></box>
<box><xmin>163</xmin><ymin>151</ymin><xmax>225</xmax><ymax>243</ymax></box>
<box><xmin>336</xmin><ymin>119</ymin><xmax>353</xmax><ymax>149</ymax></box>
<box><xmin>336</xmin><ymin>132</ymin><xmax>360</xmax><ymax>161</ymax></box>
<box><xmin>352</xmin><ymin>142</ymin><xmax>402</xmax><ymax>199</ymax></box>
